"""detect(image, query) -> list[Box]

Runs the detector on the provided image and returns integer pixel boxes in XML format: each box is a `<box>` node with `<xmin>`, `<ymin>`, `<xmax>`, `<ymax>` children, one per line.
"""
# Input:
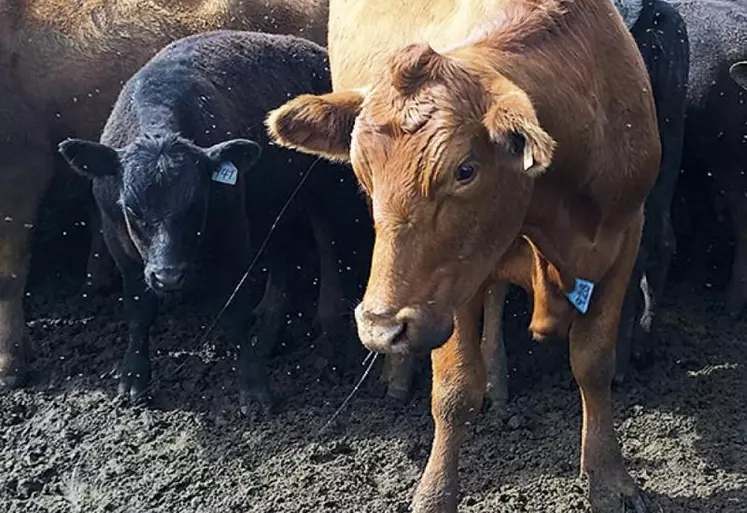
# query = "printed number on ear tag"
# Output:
<box><xmin>212</xmin><ymin>162</ymin><xmax>238</xmax><ymax>185</ymax></box>
<box><xmin>565</xmin><ymin>278</ymin><xmax>595</xmax><ymax>314</ymax></box>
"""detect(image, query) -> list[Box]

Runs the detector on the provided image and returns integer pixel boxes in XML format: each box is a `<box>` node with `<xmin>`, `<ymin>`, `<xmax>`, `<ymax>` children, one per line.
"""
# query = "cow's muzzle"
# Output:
<box><xmin>354</xmin><ymin>303</ymin><xmax>454</xmax><ymax>354</ymax></box>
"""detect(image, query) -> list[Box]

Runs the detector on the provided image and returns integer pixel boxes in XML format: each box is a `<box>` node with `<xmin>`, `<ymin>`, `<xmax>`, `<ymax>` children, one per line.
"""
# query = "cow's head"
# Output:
<box><xmin>268</xmin><ymin>43</ymin><xmax>555</xmax><ymax>354</ymax></box>
<box><xmin>730</xmin><ymin>61</ymin><xmax>747</xmax><ymax>92</ymax></box>
<box><xmin>59</xmin><ymin>133</ymin><xmax>260</xmax><ymax>293</ymax></box>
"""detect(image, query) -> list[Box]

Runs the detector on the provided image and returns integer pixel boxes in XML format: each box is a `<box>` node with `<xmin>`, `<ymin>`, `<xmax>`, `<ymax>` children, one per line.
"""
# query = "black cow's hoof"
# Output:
<box><xmin>0</xmin><ymin>370</ymin><xmax>28</xmax><ymax>390</ymax></box>
<box><xmin>239</xmin><ymin>387</ymin><xmax>274</xmax><ymax>420</ymax></box>
<box><xmin>117</xmin><ymin>374</ymin><xmax>151</xmax><ymax>406</ymax></box>
<box><xmin>623</xmin><ymin>491</ymin><xmax>650</xmax><ymax>513</ymax></box>
<box><xmin>385</xmin><ymin>383</ymin><xmax>412</xmax><ymax>403</ymax></box>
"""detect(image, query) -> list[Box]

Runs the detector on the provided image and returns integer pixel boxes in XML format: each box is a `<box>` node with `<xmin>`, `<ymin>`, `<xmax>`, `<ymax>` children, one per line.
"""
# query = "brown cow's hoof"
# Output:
<box><xmin>411</xmin><ymin>483</ymin><xmax>458</xmax><ymax>513</ymax></box>
<box><xmin>588</xmin><ymin>475</ymin><xmax>650</xmax><ymax>513</ymax></box>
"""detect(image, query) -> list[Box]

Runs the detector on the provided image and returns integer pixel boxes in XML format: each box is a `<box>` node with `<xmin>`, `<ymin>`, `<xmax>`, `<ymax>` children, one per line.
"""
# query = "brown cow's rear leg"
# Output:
<box><xmin>0</xmin><ymin>155</ymin><xmax>54</xmax><ymax>389</ymax></box>
<box><xmin>570</xmin><ymin>219</ymin><xmax>648</xmax><ymax>513</ymax></box>
<box><xmin>412</xmin><ymin>292</ymin><xmax>485</xmax><ymax>513</ymax></box>
<box><xmin>481</xmin><ymin>281</ymin><xmax>509</xmax><ymax>413</ymax></box>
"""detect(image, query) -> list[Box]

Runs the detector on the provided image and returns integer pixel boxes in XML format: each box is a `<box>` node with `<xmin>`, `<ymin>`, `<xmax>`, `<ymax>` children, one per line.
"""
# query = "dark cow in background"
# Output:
<box><xmin>58</xmin><ymin>31</ymin><xmax>368</xmax><ymax>415</ymax></box>
<box><xmin>613</xmin><ymin>0</ymin><xmax>689</xmax><ymax>380</ymax></box>
<box><xmin>0</xmin><ymin>0</ymin><xmax>329</xmax><ymax>391</ymax></box>
<box><xmin>671</xmin><ymin>0</ymin><xmax>747</xmax><ymax>317</ymax></box>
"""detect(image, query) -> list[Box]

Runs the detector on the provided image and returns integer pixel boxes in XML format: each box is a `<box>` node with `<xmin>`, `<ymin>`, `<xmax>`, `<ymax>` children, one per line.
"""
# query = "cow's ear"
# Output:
<box><xmin>483</xmin><ymin>79</ymin><xmax>555</xmax><ymax>177</ymax></box>
<box><xmin>266</xmin><ymin>90</ymin><xmax>364</xmax><ymax>162</ymax></box>
<box><xmin>58</xmin><ymin>139</ymin><xmax>121</xmax><ymax>179</ymax></box>
<box><xmin>205</xmin><ymin>139</ymin><xmax>262</xmax><ymax>173</ymax></box>
<box><xmin>730</xmin><ymin>61</ymin><xmax>747</xmax><ymax>91</ymax></box>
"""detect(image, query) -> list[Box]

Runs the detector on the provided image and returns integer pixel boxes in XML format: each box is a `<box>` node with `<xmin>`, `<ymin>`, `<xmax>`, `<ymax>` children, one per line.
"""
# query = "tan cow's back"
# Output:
<box><xmin>329</xmin><ymin>0</ymin><xmax>509</xmax><ymax>90</ymax></box>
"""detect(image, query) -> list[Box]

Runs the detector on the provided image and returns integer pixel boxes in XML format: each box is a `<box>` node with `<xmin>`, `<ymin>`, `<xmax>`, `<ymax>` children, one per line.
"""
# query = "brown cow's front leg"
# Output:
<box><xmin>412</xmin><ymin>292</ymin><xmax>485</xmax><ymax>513</ymax></box>
<box><xmin>570</xmin><ymin>219</ymin><xmax>648</xmax><ymax>513</ymax></box>
<box><xmin>0</xmin><ymin>153</ymin><xmax>54</xmax><ymax>389</ymax></box>
<box><xmin>481</xmin><ymin>281</ymin><xmax>509</xmax><ymax>412</ymax></box>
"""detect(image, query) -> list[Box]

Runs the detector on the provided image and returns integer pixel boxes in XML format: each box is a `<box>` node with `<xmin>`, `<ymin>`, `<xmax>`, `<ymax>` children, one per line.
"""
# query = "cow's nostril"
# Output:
<box><xmin>376</xmin><ymin>322</ymin><xmax>405</xmax><ymax>344</ymax></box>
<box><xmin>151</xmin><ymin>268</ymin><xmax>185</xmax><ymax>290</ymax></box>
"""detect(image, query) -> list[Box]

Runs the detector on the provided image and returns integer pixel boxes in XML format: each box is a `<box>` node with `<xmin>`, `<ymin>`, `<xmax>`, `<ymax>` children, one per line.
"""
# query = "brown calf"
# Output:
<box><xmin>268</xmin><ymin>0</ymin><xmax>660</xmax><ymax>511</ymax></box>
<box><xmin>0</xmin><ymin>0</ymin><xmax>327</xmax><ymax>389</ymax></box>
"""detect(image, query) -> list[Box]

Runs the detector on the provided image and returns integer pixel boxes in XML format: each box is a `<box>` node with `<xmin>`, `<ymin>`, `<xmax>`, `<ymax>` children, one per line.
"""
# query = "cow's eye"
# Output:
<box><xmin>455</xmin><ymin>162</ymin><xmax>478</xmax><ymax>184</ymax></box>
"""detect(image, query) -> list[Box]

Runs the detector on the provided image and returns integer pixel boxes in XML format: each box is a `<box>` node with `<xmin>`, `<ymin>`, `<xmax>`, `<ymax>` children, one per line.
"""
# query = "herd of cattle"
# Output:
<box><xmin>1</xmin><ymin>0</ymin><xmax>747</xmax><ymax>512</ymax></box>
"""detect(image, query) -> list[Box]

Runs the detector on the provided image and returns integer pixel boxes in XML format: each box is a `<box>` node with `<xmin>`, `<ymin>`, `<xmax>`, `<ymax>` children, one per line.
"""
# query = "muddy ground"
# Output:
<box><xmin>1</xmin><ymin>200</ymin><xmax>747</xmax><ymax>513</ymax></box>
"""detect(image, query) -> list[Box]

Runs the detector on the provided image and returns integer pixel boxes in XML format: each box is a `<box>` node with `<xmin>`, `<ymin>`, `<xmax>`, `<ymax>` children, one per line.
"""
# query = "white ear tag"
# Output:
<box><xmin>523</xmin><ymin>142</ymin><xmax>534</xmax><ymax>172</ymax></box>
<box><xmin>211</xmin><ymin>162</ymin><xmax>238</xmax><ymax>185</ymax></box>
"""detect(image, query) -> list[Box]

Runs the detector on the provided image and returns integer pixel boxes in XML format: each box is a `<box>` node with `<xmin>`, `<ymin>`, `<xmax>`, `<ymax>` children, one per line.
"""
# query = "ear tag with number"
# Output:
<box><xmin>565</xmin><ymin>278</ymin><xmax>595</xmax><ymax>314</ymax></box>
<box><xmin>212</xmin><ymin>162</ymin><xmax>238</xmax><ymax>185</ymax></box>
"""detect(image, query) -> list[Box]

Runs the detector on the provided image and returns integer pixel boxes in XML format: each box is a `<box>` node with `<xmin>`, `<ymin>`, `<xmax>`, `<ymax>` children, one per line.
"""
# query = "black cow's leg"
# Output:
<box><xmin>97</xmin><ymin>217</ymin><xmax>158</xmax><ymax>404</ymax></box>
<box><xmin>618</xmin><ymin>0</ymin><xmax>688</xmax><ymax>378</ymax></box>
<box><xmin>221</xmin><ymin>239</ymin><xmax>288</xmax><ymax>418</ymax></box>
<box><xmin>83</xmin><ymin>203</ymin><xmax>119</xmax><ymax>294</ymax></box>
<box><xmin>118</xmin><ymin>266</ymin><xmax>157</xmax><ymax>404</ymax></box>
<box><xmin>724</xmin><ymin>182</ymin><xmax>747</xmax><ymax>317</ymax></box>
<box><xmin>221</xmin><ymin>287</ymin><xmax>275</xmax><ymax>418</ymax></box>
<box><xmin>118</xmin><ymin>267</ymin><xmax>158</xmax><ymax>404</ymax></box>
<box><xmin>615</xmin><ymin>271</ymin><xmax>638</xmax><ymax>384</ymax></box>
<box><xmin>308</xmin><ymin>210</ymin><xmax>354</xmax><ymax>378</ymax></box>
<box><xmin>481</xmin><ymin>281</ymin><xmax>509</xmax><ymax>412</ymax></box>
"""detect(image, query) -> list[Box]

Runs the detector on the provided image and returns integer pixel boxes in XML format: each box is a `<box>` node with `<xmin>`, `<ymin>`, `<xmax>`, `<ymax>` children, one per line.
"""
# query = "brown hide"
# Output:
<box><xmin>272</xmin><ymin>0</ymin><xmax>660</xmax><ymax>341</ymax></box>
<box><xmin>268</xmin><ymin>1</ymin><xmax>660</xmax><ymax>511</ymax></box>
<box><xmin>0</xmin><ymin>0</ymin><xmax>328</xmax><ymax>147</ymax></box>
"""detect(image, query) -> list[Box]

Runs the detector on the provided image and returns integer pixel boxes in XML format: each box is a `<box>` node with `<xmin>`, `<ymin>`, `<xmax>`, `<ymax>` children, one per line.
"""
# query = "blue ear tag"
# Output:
<box><xmin>565</xmin><ymin>278</ymin><xmax>595</xmax><ymax>314</ymax></box>
<box><xmin>211</xmin><ymin>162</ymin><xmax>238</xmax><ymax>185</ymax></box>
